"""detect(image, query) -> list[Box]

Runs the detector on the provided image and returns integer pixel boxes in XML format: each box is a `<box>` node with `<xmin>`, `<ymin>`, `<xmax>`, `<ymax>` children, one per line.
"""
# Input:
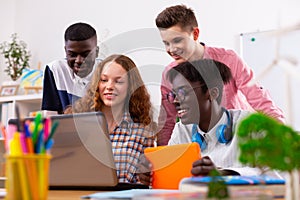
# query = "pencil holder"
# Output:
<box><xmin>5</xmin><ymin>154</ymin><xmax>51</xmax><ymax>200</ymax></box>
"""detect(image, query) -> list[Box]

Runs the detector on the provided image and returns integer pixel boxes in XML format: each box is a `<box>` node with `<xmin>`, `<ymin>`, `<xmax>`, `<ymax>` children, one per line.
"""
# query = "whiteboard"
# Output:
<box><xmin>240</xmin><ymin>29</ymin><xmax>300</xmax><ymax>131</ymax></box>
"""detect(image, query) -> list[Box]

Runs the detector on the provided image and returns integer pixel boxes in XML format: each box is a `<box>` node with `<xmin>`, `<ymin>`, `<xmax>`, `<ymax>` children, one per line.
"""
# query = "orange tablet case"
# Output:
<box><xmin>144</xmin><ymin>142</ymin><xmax>201</xmax><ymax>189</ymax></box>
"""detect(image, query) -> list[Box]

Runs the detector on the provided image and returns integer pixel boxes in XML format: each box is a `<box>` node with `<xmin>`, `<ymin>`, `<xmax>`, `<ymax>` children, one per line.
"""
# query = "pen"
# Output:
<box><xmin>24</xmin><ymin>121</ymin><xmax>34</xmax><ymax>154</ymax></box>
<box><xmin>44</xmin><ymin>117</ymin><xmax>51</xmax><ymax>141</ymax></box>
<box><xmin>45</xmin><ymin>120</ymin><xmax>59</xmax><ymax>147</ymax></box>
<box><xmin>32</xmin><ymin>112</ymin><xmax>42</xmax><ymax>144</ymax></box>
<box><xmin>35</xmin><ymin>129</ymin><xmax>44</xmax><ymax>154</ymax></box>
<box><xmin>0</xmin><ymin>123</ymin><xmax>8</xmax><ymax>151</ymax></box>
<box><xmin>15</xmin><ymin>105</ymin><xmax>22</xmax><ymax>132</ymax></box>
<box><xmin>20</xmin><ymin>133</ymin><xmax>28</xmax><ymax>154</ymax></box>
<box><xmin>9</xmin><ymin>132</ymin><xmax>23</xmax><ymax>156</ymax></box>
<box><xmin>44</xmin><ymin>138</ymin><xmax>54</xmax><ymax>152</ymax></box>
<box><xmin>0</xmin><ymin>123</ymin><xmax>6</xmax><ymax>138</ymax></box>
<box><xmin>23</xmin><ymin>123</ymin><xmax>37</xmax><ymax>198</ymax></box>
<box><xmin>14</xmin><ymin>132</ymin><xmax>31</xmax><ymax>200</ymax></box>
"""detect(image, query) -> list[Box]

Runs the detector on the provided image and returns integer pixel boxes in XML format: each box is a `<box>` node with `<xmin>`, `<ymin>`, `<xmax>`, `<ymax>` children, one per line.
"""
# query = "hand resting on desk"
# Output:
<box><xmin>192</xmin><ymin>156</ymin><xmax>240</xmax><ymax>176</ymax></box>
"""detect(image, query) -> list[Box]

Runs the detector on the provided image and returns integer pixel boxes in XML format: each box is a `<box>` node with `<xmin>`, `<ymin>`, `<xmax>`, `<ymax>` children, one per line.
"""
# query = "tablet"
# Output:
<box><xmin>144</xmin><ymin>142</ymin><xmax>201</xmax><ymax>189</ymax></box>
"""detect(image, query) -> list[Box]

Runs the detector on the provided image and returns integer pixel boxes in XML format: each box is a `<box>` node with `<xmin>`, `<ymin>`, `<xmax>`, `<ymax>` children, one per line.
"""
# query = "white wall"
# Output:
<box><xmin>1</xmin><ymin>0</ymin><xmax>300</xmax><ymax>72</ymax></box>
<box><xmin>0</xmin><ymin>0</ymin><xmax>16</xmax><ymax>83</ymax></box>
<box><xmin>1</xmin><ymin>0</ymin><xmax>300</xmax><ymax>118</ymax></box>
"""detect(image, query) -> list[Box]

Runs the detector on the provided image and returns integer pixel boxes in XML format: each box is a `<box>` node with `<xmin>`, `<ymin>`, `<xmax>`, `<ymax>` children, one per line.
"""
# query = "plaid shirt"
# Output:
<box><xmin>110</xmin><ymin>111</ymin><xmax>155</xmax><ymax>183</ymax></box>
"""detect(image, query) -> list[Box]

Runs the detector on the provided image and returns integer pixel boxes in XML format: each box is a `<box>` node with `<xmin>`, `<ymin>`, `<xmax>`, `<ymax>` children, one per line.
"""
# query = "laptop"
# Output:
<box><xmin>8</xmin><ymin>112</ymin><xmax>148</xmax><ymax>190</ymax></box>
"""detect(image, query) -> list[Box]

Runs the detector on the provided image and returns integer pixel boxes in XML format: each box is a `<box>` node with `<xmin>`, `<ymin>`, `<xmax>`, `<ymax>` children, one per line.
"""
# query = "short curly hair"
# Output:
<box><xmin>167</xmin><ymin>59</ymin><xmax>232</xmax><ymax>104</ymax></box>
<box><xmin>64</xmin><ymin>22</ymin><xmax>97</xmax><ymax>41</ymax></box>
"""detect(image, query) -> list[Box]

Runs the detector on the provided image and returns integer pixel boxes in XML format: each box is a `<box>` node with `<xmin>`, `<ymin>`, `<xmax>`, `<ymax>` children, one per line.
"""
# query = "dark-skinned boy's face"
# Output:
<box><xmin>171</xmin><ymin>74</ymin><xmax>210</xmax><ymax>125</ymax></box>
<box><xmin>64</xmin><ymin>36</ymin><xmax>98</xmax><ymax>78</ymax></box>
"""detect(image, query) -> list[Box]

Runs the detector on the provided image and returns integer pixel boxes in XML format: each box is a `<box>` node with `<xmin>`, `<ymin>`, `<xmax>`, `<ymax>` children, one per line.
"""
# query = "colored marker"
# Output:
<box><xmin>9</xmin><ymin>132</ymin><xmax>22</xmax><ymax>156</ymax></box>
<box><xmin>45</xmin><ymin>139</ymin><xmax>54</xmax><ymax>152</ymax></box>
<box><xmin>0</xmin><ymin>123</ymin><xmax>8</xmax><ymax>151</ymax></box>
<box><xmin>44</xmin><ymin>118</ymin><xmax>51</xmax><ymax>141</ymax></box>
<box><xmin>15</xmin><ymin>105</ymin><xmax>22</xmax><ymax>132</ymax></box>
<box><xmin>32</xmin><ymin>112</ymin><xmax>42</xmax><ymax>143</ymax></box>
<box><xmin>20</xmin><ymin>133</ymin><xmax>28</xmax><ymax>154</ymax></box>
<box><xmin>35</xmin><ymin>129</ymin><xmax>44</xmax><ymax>154</ymax></box>
<box><xmin>24</xmin><ymin>121</ymin><xmax>34</xmax><ymax>154</ymax></box>
<box><xmin>45</xmin><ymin>120</ymin><xmax>59</xmax><ymax>146</ymax></box>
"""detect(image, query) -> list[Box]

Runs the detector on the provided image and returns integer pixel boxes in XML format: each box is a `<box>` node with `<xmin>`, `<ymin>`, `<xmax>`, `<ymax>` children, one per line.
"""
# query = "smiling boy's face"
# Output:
<box><xmin>159</xmin><ymin>25</ymin><xmax>198</xmax><ymax>64</ymax></box>
<box><xmin>171</xmin><ymin>74</ymin><xmax>210</xmax><ymax>125</ymax></box>
<box><xmin>65</xmin><ymin>36</ymin><xmax>98</xmax><ymax>78</ymax></box>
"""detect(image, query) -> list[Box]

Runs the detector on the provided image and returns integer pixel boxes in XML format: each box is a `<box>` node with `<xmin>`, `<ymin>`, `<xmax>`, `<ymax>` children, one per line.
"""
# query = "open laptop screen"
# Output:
<box><xmin>48</xmin><ymin>112</ymin><xmax>119</xmax><ymax>187</ymax></box>
<box><xmin>8</xmin><ymin>112</ymin><xmax>118</xmax><ymax>188</ymax></box>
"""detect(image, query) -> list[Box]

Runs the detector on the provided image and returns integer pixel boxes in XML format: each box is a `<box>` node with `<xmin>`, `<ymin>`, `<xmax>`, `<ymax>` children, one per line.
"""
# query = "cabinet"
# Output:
<box><xmin>0</xmin><ymin>93</ymin><xmax>42</xmax><ymax>126</ymax></box>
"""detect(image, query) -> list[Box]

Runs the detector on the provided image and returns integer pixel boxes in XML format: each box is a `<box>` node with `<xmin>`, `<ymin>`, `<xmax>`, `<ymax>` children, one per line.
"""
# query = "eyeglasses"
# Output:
<box><xmin>166</xmin><ymin>85</ymin><xmax>203</xmax><ymax>103</ymax></box>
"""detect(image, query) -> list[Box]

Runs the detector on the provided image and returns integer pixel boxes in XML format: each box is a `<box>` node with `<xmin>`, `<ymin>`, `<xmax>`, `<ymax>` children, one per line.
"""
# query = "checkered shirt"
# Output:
<box><xmin>110</xmin><ymin>111</ymin><xmax>155</xmax><ymax>183</ymax></box>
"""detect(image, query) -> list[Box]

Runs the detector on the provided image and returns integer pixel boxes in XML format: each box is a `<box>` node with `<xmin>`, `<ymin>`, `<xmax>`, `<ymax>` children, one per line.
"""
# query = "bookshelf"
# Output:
<box><xmin>0</xmin><ymin>93</ymin><xmax>42</xmax><ymax>126</ymax></box>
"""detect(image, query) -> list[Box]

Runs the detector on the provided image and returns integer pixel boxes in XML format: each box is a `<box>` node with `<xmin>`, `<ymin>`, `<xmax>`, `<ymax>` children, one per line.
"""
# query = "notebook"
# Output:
<box><xmin>179</xmin><ymin>175</ymin><xmax>285</xmax><ymax>198</ymax></box>
<box><xmin>144</xmin><ymin>142</ymin><xmax>201</xmax><ymax>189</ymax></box>
<box><xmin>8</xmin><ymin>112</ymin><xmax>149</xmax><ymax>190</ymax></box>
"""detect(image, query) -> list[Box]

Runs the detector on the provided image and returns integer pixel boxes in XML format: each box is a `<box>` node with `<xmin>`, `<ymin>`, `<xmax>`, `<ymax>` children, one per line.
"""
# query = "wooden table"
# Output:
<box><xmin>0</xmin><ymin>189</ymin><xmax>290</xmax><ymax>200</ymax></box>
<box><xmin>48</xmin><ymin>190</ymin><xmax>98</xmax><ymax>200</ymax></box>
<box><xmin>0</xmin><ymin>189</ymin><xmax>99</xmax><ymax>200</ymax></box>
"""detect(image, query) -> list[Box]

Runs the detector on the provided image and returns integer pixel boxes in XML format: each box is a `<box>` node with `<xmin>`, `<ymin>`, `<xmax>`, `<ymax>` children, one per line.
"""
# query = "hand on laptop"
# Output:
<box><xmin>136</xmin><ymin>154</ymin><xmax>152</xmax><ymax>186</ymax></box>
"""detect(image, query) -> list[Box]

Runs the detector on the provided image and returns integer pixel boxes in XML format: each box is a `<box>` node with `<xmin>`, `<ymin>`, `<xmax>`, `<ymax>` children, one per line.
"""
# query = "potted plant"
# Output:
<box><xmin>0</xmin><ymin>33</ymin><xmax>31</xmax><ymax>81</ymax></box>
<box><xmin>237</xmin><ymin>112</ymin><xmax>300</xmax><ymax>200</ymax></box>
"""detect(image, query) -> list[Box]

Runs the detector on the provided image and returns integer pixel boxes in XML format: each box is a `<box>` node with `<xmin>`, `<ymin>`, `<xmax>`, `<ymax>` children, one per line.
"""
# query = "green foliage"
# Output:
<box><xmin>0</xmin><ymin>33</ymin><xmax>31</xmax><ymax>81</ymax></box>
<box><xmin>207</xmin><ymin>169</ymin><xmax>229</xmax><ymax>199</ymax></box>
<box><xmin>237</xmin><ymin>112</ymin><xmax>300</xmax><ymax>172</ymax></box>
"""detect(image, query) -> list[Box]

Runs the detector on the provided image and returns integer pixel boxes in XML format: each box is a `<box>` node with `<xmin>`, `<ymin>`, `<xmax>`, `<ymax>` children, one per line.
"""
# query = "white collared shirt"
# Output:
<box><xmin>73</xmin><ymin>65</ymin><xmax>95</xmax><ymax>97</ymax></box>
<box><xmin>168</xmin><ymin>109</ymin><xmax>262</xmax><ymax>176</ymax></box>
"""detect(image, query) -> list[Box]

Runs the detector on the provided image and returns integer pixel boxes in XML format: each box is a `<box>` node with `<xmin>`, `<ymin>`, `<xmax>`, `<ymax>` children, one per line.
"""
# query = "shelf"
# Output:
<box><xmin>0</xmin><ymin>93</ymin><xmax>43</xmax><ymax>125</ymax></box>
<box><xmin>0</xmin><ymin>93</ymin><xmax>42</xmax><ymax>103</ymax></box>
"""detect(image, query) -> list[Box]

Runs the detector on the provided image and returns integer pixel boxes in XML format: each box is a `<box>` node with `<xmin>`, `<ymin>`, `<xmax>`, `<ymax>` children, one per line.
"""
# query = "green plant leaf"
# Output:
<box><xmin>0</xmin><ymin>33</ymin><xmax>31</xmax><ymax>81</ymax></box>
